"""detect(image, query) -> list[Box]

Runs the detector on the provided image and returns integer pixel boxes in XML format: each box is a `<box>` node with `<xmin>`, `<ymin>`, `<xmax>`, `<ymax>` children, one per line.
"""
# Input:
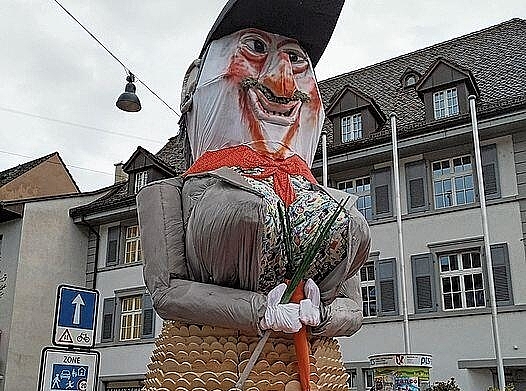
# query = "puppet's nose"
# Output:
<box><xmin>260</xmin><ymin>52</ymin><xmax>297</xmax><ymax>98</ymax></box>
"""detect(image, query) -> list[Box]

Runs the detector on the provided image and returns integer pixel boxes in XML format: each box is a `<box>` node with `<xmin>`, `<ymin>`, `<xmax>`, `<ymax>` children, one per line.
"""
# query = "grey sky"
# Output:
<box><xmin>1</xmin><ymin>1</ymin><xmax>525</xmax><ymax>191</ymax></box>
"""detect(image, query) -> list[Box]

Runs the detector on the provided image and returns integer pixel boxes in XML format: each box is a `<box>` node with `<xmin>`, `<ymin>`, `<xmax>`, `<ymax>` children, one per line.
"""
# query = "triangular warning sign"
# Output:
<box><xmin>58</xmin><ymin>329</ymin><xmax>73</xmax><ymax>343</ymax></box>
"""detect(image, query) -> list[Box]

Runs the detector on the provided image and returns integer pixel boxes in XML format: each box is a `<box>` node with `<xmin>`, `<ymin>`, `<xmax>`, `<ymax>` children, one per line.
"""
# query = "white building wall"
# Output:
<box><xmin>340</xmin><ymin>135</ymin><xmax>526</xmax><ymax>389</ymax></box>
<box><xmin>0</xmin><ymin>219</ymin><xmax>22</xmax><ymax>387</ymax></box>
<box><xmin>2</xmin><ymin>194</ymin><xmax>101</xmax><ymax>391</ymax></box>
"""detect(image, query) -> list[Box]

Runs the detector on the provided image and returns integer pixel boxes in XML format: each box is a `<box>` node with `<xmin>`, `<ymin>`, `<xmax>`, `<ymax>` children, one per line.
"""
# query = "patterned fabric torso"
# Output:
<box><xmin>233</xmin><ymin>169</ymin><xmax>349</xmax><ymax>294</ymax></box>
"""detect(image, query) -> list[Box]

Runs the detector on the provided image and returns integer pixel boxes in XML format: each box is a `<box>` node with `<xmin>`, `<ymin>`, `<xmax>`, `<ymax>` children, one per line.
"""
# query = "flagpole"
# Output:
<box><xmin>468</xmin><ymin>95</ymin><xmax>506</xmax><ymax>390</ymax></box>
<box><xmin>322</xmin><ymin>129</ymin><xmax>328</xmax><ymax>187</ymax></box>
<box><xmin>390</xmin><ymin>113</ymin><xmax>411</xmax><ymax>353</ymax></box>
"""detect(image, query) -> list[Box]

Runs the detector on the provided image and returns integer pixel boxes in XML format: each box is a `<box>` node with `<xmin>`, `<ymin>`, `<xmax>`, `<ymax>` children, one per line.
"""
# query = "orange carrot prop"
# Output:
<box><xmin>290</xmin><ymin>280</ymin><xmax>311</xmax><ymax>391</ymax></box>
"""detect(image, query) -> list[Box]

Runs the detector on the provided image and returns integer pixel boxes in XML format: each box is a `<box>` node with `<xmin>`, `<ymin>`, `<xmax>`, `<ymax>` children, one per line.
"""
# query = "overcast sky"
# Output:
<box><xmin>2</xmin><ymin>1</ymin><xmax>525</xmax><ymax>191</ymax></box>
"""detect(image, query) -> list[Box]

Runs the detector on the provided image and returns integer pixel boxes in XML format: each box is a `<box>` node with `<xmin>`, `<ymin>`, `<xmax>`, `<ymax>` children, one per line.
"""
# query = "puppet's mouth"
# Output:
<box><xmin>242</xmin><ymin>78</ymin><xmax>308</xmax><ymax>126</ymax></box>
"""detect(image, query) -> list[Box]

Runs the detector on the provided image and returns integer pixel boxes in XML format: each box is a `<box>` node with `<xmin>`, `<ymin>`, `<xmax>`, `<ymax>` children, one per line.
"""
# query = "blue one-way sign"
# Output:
<box><xmin>53</xmin><ymin>285</ymin><xmax>99</xmax><ymax>348</ymax></box>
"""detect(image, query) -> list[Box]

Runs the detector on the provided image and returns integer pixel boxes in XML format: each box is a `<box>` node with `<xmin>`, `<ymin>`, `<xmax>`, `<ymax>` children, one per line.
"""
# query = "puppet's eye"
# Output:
<box><xmin>286</xmin><ymin>50</ymin><xmax>305</xmax><ymax>63</ymax></box>
<box><xmin>244</xmin><ymin>38</ymin><xmax>267</xmax><ymax>54</ymax></box>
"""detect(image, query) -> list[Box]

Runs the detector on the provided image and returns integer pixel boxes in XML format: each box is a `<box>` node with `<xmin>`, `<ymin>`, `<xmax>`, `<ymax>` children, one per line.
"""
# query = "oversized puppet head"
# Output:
<box><xmin>181</xmin><ymin>0</ymin><xmax>345</xmax><ymax>167</ymax></box>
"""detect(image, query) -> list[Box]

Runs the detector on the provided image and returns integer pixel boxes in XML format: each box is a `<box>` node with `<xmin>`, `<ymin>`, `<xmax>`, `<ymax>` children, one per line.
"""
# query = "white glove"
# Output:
<box><xmin>260</xmin><ymin>283</ymin><xmax>302</xmax><ymax>333</ymax></box>
<box><xmin>299</xmin><ymin>278</ymin><xmax>321</xmax><ymax>327</ymax></box>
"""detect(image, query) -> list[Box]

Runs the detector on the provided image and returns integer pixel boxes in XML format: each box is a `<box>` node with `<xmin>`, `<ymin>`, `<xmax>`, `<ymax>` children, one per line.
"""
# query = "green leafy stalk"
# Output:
<box><xmin>279</xmin><ymin>196</ymin><xmax>350</xmax><ymax>304</ymax></box>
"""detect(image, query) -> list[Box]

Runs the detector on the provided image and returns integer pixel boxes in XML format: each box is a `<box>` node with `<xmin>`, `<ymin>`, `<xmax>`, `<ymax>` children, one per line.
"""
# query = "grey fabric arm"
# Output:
<box><xmin>137</xmin><ymin>177</ymin><xmax>266</xmax><ymax>335</ymax></box>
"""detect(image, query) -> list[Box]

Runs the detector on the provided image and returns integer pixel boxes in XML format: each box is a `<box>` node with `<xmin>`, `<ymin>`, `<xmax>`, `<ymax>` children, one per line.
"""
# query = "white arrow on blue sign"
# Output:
<box><xmin>53</xmin><ymin>285</ymin><xmax>99</xmax><ymax>348</ymax></box>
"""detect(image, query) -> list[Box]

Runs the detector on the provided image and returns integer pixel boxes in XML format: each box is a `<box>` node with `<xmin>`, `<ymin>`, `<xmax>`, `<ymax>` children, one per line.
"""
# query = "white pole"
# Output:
<box><xmin>322</xmin><ymin>129</ymin><xmax>328</xmax><ymax>187</ymax></box>
<box><xmin>468</xmin><ymin>95</ymin><xmax>506</xmax><ymax>390</ymax></box>
<box><xmin>390</xmin><ymin>113</ymin><xmax>411</xmax><ymax>353</ymax></box>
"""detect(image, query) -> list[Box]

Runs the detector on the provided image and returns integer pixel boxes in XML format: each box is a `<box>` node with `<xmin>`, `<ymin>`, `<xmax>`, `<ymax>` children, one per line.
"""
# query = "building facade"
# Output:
<box><xmin>0</xmin><ymin>190</ymin><xmax>108</xmax><ymax>391</ymax></box>
<box><xmin>312</xmin><ymin>18</ymin><xmax>526</xmax><ymax>391</ymax></box>
<box><xmin>70</xmin><ymin>139</ymin><xmax>186</xmax><ymax>391</ymax></box>
<box><xmin>70</xmin><ymin>18</ymin><xmax>526</xmax><ymax>391</ymax></box>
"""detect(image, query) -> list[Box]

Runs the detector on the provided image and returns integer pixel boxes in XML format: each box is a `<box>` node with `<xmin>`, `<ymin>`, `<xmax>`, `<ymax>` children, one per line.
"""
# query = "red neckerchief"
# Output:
<box><xmin>184</xmin><ymin>145</ymin><xmax>317</xmax><ymax>206</ymax></box>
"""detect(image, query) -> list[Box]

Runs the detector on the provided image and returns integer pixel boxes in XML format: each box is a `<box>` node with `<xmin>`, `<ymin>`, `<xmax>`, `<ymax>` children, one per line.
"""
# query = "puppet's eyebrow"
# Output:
<box><xmin>240</xmin><ymin>28</ymin><xmax>272</xmax><ymax>42</ymax></box>
<box><xmin>277</xmin><ymin>39</ymin><xmax>300</xmax><ymax>49</ymax></box>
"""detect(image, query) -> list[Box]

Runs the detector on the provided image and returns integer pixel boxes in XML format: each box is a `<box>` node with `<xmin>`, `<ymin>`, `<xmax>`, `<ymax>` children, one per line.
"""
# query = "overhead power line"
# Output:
<box><xmin>0</xmin><ymin>106</ymin><xmax>163</xmax><ymax>144</ymax></box>
<box><xmin>51</xmin><ymin>0</ymin><xmax>181</xmax><ymax>118</ymax></box>
<box><xmin>0</xmin><ymin>150</ymin><xmax>114</xmax><ymax>176</ymax></box>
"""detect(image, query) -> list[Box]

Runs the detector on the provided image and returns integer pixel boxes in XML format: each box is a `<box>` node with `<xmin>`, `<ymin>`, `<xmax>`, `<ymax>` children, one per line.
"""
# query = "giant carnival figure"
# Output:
<box><xmin>137</xmin><ymin>1</ymin><xmax>371</xmax><ymax>390</ymax></box>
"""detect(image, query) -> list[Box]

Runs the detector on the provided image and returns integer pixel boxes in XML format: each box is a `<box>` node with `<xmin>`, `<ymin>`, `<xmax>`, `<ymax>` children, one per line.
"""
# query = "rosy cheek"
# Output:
<box><xmin>300</xmin><ymin>80</ymin><xmax>322</xmax><ymax>119</ymax></box>
<box><xmin>226</xmin><ymin>52</ymin><xmax>263</xmax><ymax>83</ymax></box>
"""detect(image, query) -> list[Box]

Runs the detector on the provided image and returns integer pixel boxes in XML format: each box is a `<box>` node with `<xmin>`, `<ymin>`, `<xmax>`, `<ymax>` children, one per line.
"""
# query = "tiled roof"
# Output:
<box><xmin>0</xmin><ymin>152</ymin><xmax>58</xmax><ymax>188</ymax></box>
<box><xmin>155</xmin><ymin>135</ymin><xmax>189</xmax><ymax>173</ymax></box>
<box><xmin>317</xmin><ymin>18</ymin><xmax>526</xmax><ymax>155</ymax></box>
<box><xmin>71</xmin><ymin>135</ymin><xmax>187</xmax><ymax>218</ymax></box>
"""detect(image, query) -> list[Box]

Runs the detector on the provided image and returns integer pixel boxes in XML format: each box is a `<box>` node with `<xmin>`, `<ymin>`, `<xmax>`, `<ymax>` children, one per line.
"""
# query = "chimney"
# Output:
<box><xmin>114</xmin><ymin>162</ymin><xmax>128</xmax><ymax>184</ymax></box>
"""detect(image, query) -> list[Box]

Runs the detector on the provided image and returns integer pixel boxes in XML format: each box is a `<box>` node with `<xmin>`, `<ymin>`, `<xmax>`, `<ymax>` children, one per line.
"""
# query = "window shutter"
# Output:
<box><xmin>101</xmin><ymin>297</ymin><xmax>115</xmax><ymax>342</ymax></box>
<box><xmin>142</xmin><ymin>293</ymin><xmax>155</xmax><ymax>339</ymax></box>
<box><xmin>405</xmin><ymin>160</ymin><xmax>429</xmax><ymax>213</ymax></box>
<box><xmin>106</xmin><ymin>226</ymin><xmax>120</xmax><ymax>266</ymax></box>
<box><xmin>371</xmin><ymin>167</ymin><xmax>392</xmax><ymax>219</ymax></box>
<box><xmin>411</xmin><ymin>253</ymin><xmax>437</xmax><ymax>313</ymax></box>
<box><xmin>490</xmin><ymin>244</ymin><xmax>513</xmax><ymax>306</ymax></box>
<box><xmin>481</xmin><ymin>144</ymin><xmax>500</xmax><ymax>199</ymax></box>
<box><xmin>375</xmin><ymin>258</ymin><xmax>398</xmax><ymax>316</ymax></box>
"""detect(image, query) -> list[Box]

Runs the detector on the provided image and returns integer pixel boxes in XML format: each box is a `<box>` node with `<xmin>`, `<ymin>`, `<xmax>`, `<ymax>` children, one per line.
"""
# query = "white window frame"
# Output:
<box><xmin>439</xmin><ymin>250</ymin><xmax>486</xmax><ymax>311</ymax></box>
<box><xmin>432</xmin><ymin>155</ymin><xmax>475</xmax><ymax>209</ymax></box>
<box><xmin>134</xmin><ymin>171</ymin><xmax>148</xmax><ymax>193</ymax></box>
<box><xmin>359</xmin><ymin>262</ymin><xmax>377</xmax><ymax>317</ymax></box>
<box><xmin>124</xmin><ymin>225</ymin><xmax>142</xmax><ymax>264</ymax></box>
<box><xmin>433</xmin><ymin>87</ymin><xmax>459</xmax><ymax>119</ymax></box>
<box><xmin>341</xmin><ymin>113</ymin><xmax>363</xmax><ymax>142</ymax></box>
<box><xmin>119</xmin><ymin>295</ymin><xmax>143</xmax><ymax>341</ymax></box>
<box><xmin>337</xmin><ymin>176</ymin><xmax>372</xmax><ymax>220</ymax></box>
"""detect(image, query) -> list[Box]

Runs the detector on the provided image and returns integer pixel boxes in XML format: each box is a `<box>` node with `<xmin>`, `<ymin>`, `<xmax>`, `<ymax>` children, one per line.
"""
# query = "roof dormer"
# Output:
<box><xmin>122</xmin><ymin>147</ymin><xmax>176</xmax><ymax>195</ymax></box>
<box><xmin>415</xmin><ymin>58</ymin><xmax>480</xmax><ymax>122</ymax></box>
<box><xmin>326</xmin><ymin>85</ymin><xmax>386</xmax><ymax>145</ymax></box>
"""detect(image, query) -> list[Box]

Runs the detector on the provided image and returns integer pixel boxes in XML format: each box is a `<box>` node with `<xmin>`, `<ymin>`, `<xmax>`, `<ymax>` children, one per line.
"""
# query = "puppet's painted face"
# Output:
<box><xmin>187</xmin><ymin>29</ymin><xmax>325</xmax><ymax>165</ymax></box>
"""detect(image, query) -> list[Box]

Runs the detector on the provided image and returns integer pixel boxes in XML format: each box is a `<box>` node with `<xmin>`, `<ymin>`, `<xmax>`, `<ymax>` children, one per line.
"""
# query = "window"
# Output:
<box><xmin>338</xmin><ymin>177</ymin><xmax>372</xmax><ymax>220</ymax></box>
<box><xmin>364</xmin><ymin>369</ymin><xmax>374</xmax><ymax>390</ymax></box>
<box><xmin>105</xmin><ymin>223</ymin><xmax>142</xmax><ymax>267</ymax></box>
<box><xmin>412</xmin><ymin>243</ymin><xmax>513</xmax><ymax>313</ymax></box>
<box><xmin>433</xmin><ymin>87</ymin><xmax>459</xmax><ymax>119</ymax></box>
<box><xmin>405</xmin><ymin>74</ymin><xmax>417</xmax><ymax>87</ymax></box>
<box><xmin>101</xmin><ymin>292</ymin><xmax>155</xmax><ymax>343</ymax></box>
<box><xmin>120</xmin><ymin>296</ymin><xmax>143</xmax><ymax>341</ymax></box>
<box><xmin>348</xmin><ymin>369</ymin><xmax>357</xmax><ymax>390</ymax></box>
<box><xmin>360</xmin><ymin>262</ymin><xmax>377</xmax><ymax>317</ymax></box>
<box><xmin>124</xmin><ymin>226</ymin><xmax>142</xmax><ymax>264</ymax></box>
<box><xmin>432</xmin><ymin>155</ymin><xmax>474</xmax><ymax>209</ymax></box>
<box><xmin>341</xmin><ymin>113</ymin><xmax>363</xmax><ymax>142</ymax></box>
<box><xmin>134</xmin><ymin>171</ymin><xmax>148</xmax><ymax>193</ymax></box>
<box><xmin>439</xmin><ymin>251</ymin><xmax>485</xmax><ymax>310</ymax></box>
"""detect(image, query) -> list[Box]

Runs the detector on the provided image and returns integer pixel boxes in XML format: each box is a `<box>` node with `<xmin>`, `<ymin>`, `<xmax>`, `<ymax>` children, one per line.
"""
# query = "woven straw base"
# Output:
<box><xmin>143</xmin><ymin>321</ymin><xmax>349</xmax><ymax>391</ymax></box>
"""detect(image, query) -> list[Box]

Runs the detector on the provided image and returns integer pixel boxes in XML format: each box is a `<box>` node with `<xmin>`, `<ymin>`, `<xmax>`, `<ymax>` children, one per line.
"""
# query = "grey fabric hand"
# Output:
<box><xmin>259</xmin><ymin>283</ymin><xmax>302</xmax><ymax>333</ymax></box>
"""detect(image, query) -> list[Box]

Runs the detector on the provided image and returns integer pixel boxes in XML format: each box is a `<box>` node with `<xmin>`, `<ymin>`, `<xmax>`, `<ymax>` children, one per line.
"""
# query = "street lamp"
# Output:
<box><xmin>116</xmin><ymin>73</ymin><xmax>141</xmax><ymax>112</ymax></box>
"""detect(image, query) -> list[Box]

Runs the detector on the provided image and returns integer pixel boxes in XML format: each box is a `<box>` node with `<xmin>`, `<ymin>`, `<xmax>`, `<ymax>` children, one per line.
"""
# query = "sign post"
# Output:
<box><xmin>38</xmin><ymin>347</ymin><xmax>99</xmax><ymax>391</ymax></box>
<box><xmin>53</xmin><ymin>285</ymin><xmax>99</xmax><ymax>348</ymax></box>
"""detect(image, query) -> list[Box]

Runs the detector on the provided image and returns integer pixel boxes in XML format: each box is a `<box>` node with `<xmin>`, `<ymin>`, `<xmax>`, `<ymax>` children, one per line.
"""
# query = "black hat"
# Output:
<box><xmin>200</xmin><ymin>0</ymin><xmax>345</xmax><ymax>67</ymax></box>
